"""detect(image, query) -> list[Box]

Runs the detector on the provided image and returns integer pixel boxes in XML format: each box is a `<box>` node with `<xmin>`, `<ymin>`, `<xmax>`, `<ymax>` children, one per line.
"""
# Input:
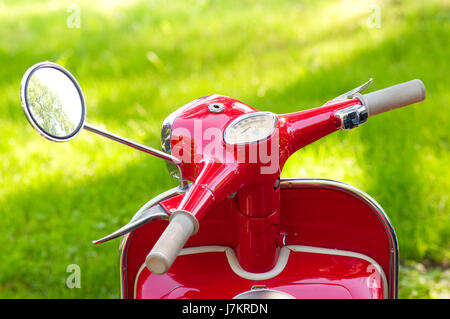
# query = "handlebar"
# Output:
<box><xmin>145</xmin><ymin>79</ymin><xmax>426</xmax><ymax>275</ymax></box>
<box><xmin>356</xmin><ymin>79</ymin><xmax>426</xmax><ymax>116</ymax></box>
<box><xmin>145</xmin><ymin>211</ymin><xmax>199</xmax><ymax>274</ymax></box>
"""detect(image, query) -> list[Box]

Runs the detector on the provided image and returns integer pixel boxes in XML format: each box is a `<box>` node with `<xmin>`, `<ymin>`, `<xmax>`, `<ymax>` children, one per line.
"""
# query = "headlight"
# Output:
<box><xmin>224</xmin><ymin>112</ymin><xmax>277</xmax><ymax>145</ymax></box>
<box><xmin>161</xmin><ymin>97</ymin><xmax>205</xmax><ymax>178</ymax></box>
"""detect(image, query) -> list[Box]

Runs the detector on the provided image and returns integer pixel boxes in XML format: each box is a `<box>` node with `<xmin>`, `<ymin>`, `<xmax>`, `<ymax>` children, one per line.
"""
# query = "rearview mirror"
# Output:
<box><xmin>20</xmin><ymin>61</ymin><xmax>188</xmax><ymax>189</ymax></box>
<box><xmin>20</xmin><ymin>62</ymin><xmax>86</xmax><ymax>142</ymax></box>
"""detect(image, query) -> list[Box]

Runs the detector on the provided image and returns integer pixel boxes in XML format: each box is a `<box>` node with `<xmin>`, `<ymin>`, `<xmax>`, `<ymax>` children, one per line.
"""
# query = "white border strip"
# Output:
<box><xmin>134</xmin><ymin>245</ymin><xmax>388</xmax><ymax>298</ymax></box>
<box><xmin>225</xmin><ymin>247</ymin><xmax>291</xmax><ymax>281</ymax></box>
<box><xmin>288</xmin><ymin>245</ymin><xmax>388</xmax><ymax>298</ymax></box>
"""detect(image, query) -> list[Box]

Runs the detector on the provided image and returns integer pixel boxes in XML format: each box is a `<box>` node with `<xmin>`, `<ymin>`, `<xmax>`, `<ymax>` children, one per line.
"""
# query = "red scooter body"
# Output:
<box><xmin>119</xmin><ymin>95</ymin><xmax>398</xmax><ymax>299</ymax></box>
<box><xmin>18</xmin><ymin>63</ymin><xmax>425</xmax><ymax>300</ymax></box>
<box><xmin>121</xmin><ymin>179</ymin><xmax>397</xmax><ymax>299</ymax></box>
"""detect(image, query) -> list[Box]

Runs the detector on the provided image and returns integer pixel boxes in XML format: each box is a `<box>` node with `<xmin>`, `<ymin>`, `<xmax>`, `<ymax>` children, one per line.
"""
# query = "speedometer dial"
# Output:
<box><xmin>224</xmin><ymin>112</ymin><xmax>277</xmax><ymax>145</ymax></box>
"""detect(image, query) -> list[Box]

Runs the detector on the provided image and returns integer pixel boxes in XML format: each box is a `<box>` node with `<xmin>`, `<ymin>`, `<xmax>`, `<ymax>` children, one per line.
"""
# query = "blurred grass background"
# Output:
<box><xmin>0</xmin><ymin>0</ymin><xmax>448</xmax><ymax>298</ymax></box>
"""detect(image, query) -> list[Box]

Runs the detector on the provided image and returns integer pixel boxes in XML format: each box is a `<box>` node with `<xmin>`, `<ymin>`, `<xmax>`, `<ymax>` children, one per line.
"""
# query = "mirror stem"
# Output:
<box><xmin>83</xmin><ymin>123</ymin><xmax>188</xmax><ymax>189</ymax></box>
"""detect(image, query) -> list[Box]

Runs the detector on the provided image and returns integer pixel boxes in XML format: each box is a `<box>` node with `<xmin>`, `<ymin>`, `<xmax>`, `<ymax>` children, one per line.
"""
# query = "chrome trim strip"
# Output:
<box><xmin>119</xmin><ymin>186</ymin><xmax>189</xmax><ymax>298</ymax></box>
<box><xmin>280</xmin><ymin>178</ymin><xmax>398</xmax><ymax>298</ymax></box>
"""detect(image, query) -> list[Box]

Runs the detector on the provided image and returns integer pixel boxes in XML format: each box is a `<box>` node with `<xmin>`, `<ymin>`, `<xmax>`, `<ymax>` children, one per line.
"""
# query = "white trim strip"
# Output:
<box><xmin>134</xmin><ymin>263</ymin><xmax>147</xmax><ymax>299</ymax></box>
<box><xmin>134</xmin><ymin>245</ymin><xmax>388</xmax><ymax>298</ymax></box>
<box><xmin>287</xmin><ymin>245</ymin><xmax>388</xmax><ymax>298</ymax></box>
<box><xmin>225</xmin><ymin>247</ymin><xmax>291</xmax><ymax>281</ymax></box>
<box><xmin>181</xmin><ymin>246</ymin><xmax>292</xmax><ymax>281</ymax></box>
<box><xmin>179</xmin><ymin>245</ymin><xmax>228</xmax><ymax>255</ymax></box>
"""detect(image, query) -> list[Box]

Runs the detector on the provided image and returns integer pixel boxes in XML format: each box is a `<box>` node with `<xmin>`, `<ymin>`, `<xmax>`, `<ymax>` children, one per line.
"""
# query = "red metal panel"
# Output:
<box><xmin>122</xmin><ymin>180</ymin><xmax>395</xmax><ymax>299</ymax></box>
<box><xmin>279</xmin><ymin>180</ymin><xmax>397</xmax><ymax>297</ymax></box>
<box><xmin>135</xmin><ymin>250</ymin><xmax>383</xmax><ymax>299</ymax></box>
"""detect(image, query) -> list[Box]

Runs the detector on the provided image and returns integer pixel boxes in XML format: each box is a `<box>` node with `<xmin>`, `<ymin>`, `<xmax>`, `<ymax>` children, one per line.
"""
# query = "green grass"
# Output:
<box><xmin>0</xmin><ymin>0</ymin><xmax>448</xmax><ymax>298</ymax></box>
<box><xmin>399</xmin><ymin>261</ymin><xmax>449</xmax><ymax>299</ymax></box>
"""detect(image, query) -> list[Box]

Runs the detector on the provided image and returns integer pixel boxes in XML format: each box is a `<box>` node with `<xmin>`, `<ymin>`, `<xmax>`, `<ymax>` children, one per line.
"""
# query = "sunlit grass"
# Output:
<box><xmin>0</xmin><ymin>0</ymin><xmax>448</xmax><ymax>298</ymax></box>
<box><xmin>399</xmin><ymin>261</ymin><xmax>450</xmax><ymax>299</ymax></box>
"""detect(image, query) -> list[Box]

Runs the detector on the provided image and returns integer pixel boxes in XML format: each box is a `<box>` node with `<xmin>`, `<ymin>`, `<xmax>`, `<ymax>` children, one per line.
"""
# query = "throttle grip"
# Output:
<box><xmin>356</xmin><ymin>79</ymin><xmax>426</xmax><ymax>116</ymax></box>
<box><xmin>145</xmin><ymin>210</ymin><xmax>199</xmax><ymax>274</ymax></box>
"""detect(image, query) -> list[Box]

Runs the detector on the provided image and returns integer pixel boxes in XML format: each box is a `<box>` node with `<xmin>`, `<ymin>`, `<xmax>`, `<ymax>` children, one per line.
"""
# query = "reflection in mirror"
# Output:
<box><xmin>24</xmin><ymin>66</ymin><xmax>84</xmax><ymax>139</ymax></box>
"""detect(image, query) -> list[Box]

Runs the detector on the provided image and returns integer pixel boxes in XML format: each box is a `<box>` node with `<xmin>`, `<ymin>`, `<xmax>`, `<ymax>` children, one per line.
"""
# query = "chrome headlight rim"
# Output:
<box><xmin>161</xmin><ymin>96</ymin><xmax>210</xmax><ymax>178</ymax></box>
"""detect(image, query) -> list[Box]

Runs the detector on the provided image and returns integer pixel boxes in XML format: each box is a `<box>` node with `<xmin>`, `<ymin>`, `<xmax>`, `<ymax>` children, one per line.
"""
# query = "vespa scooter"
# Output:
<box><xmin>20</xmin><ymin>61</ymin><xmax>426</xmax><ymax>299</ymax></box>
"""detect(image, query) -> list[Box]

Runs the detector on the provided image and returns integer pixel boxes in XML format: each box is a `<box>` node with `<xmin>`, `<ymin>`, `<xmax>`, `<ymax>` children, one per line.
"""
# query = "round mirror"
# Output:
<box><xmin>20</xmin><ymin>62</ymin><xmax>86</xmax><ymax>142</ymax></box>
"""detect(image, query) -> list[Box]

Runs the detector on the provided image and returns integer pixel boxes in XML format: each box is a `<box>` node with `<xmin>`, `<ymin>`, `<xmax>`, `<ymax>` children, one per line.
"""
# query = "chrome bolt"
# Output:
<box><xmin>208</xmin><ymin>103</ymin><xmax>225</xmax><ymax>113</ymax></box>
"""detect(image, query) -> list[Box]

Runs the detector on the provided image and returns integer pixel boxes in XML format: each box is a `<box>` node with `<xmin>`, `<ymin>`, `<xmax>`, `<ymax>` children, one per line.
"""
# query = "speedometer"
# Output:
<box><xmin>224</xmin><ymin>112</ymin><xmax>277</xmax><ymax>145</ymax></box>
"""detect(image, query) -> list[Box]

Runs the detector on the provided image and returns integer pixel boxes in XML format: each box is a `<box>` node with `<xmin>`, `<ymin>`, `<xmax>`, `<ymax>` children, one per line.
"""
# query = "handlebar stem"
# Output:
<box><xmin>278</xmin><ymin>99</ymin><xmax>361</xmax><ymax>167</ymax></box>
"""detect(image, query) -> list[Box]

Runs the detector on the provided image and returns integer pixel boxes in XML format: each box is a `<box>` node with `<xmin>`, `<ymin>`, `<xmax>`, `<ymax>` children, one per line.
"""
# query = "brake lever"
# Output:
<box><xmin>331</xmin><ymin>78</ymin><xmax>373</xmax><ymax>101</ymax></box>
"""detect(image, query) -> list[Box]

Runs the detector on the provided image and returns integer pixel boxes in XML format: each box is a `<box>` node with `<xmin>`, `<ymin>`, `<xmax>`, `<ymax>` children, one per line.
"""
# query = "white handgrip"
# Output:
<box><xmin>356</xmin><ymin>79</ymin><xmax>426</xmax><ymax>116</ymax></box>
<box><xmin>145</xmin><ymin>211</ymin><xmax>198</xmax><ymax>274</ymax></box>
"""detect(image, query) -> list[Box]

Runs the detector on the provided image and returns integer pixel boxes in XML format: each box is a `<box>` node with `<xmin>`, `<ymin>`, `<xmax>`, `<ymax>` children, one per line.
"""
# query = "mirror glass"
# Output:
<box><xmin>21</xmin><ymin>63</ymin><xmax>85</xmax><ymax>141</ymax></box>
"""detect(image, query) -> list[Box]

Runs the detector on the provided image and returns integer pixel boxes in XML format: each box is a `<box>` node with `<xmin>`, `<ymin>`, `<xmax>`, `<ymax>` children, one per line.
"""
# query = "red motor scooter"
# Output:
<box><xmin>20</xmin><ymin>62</ymin><xmax>426</xmax><ymax>299</ymax></box>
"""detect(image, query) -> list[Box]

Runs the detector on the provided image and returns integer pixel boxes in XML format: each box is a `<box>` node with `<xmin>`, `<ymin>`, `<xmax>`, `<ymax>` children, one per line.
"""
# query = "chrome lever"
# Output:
<box><xmin>332</xmin><ymin>78</ymin><xmax>373</xmax><ymax>101</ymax></box>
